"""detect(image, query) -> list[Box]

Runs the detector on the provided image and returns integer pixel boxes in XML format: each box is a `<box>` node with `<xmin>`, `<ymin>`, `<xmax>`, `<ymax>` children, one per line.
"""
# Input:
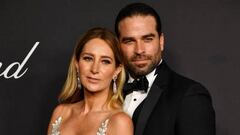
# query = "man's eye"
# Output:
<box><xmin>123</xmin><ymin>40</ymin><xmax>134</xmax><ymax>45</ymax></box>
<box><xmin>144</xmin><ymin>38</ymin><xmax>153</xmax><ymax>42</ymax></box>
<box><xmin>83</xmin><ymin>56</ymin><xmax>93</xmax><ymax>61</ymax></box>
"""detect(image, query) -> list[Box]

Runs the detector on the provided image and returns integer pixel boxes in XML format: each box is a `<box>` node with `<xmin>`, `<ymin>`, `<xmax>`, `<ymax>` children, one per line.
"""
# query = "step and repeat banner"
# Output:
<box><xmin>1</xmin><ymin>0</ymin><xmax>239</xmax><ymax>135</ymax></box>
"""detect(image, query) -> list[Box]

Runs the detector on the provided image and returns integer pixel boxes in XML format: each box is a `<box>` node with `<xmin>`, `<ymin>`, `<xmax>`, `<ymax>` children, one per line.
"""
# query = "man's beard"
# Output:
<box><xmin>125</xmin><ymin>54</ymin><xmax>160</xmax><ymax>78</ymax></box>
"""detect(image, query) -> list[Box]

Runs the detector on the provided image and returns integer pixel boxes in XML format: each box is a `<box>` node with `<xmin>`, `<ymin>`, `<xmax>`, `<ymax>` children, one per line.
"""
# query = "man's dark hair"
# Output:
<box><xmin>115</xmin><ymin>3</ymin><xmax>162</xmax><ymax>37</ymax></box>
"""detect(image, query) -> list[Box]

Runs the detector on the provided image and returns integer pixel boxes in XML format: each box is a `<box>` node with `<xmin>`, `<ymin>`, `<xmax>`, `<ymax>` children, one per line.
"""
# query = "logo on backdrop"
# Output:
<box><xmin>0</xmin><ymin>41</ymin><xmax>39</xmax><ymax>79</ymax></box>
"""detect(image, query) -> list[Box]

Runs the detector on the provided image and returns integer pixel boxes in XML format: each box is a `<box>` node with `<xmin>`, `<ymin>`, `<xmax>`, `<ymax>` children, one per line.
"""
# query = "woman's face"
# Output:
<box><xmin>76</xmin><ymin>38</ymin><xmax>121</xmax><ymax>93</ymax></box>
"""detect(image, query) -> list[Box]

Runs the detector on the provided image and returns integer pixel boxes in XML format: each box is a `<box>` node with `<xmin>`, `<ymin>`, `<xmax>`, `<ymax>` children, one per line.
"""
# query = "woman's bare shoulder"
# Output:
<box><xmin>107</xmin><ymin>111</ymin><xmax>133</xmax><ymax>135</ymax></box>
<box><xmin>47</xmin><ymin>104</ymin><xmax>71</xmax><ymax>134</ymax></box>
<box><xmin>50</xmin><ymin>104</ymin><xmax>68</xmax><ymax>121</ymax></box>
<box><xmin>51</xmin><ymin>101</ymin><xmax>83</xmax><ymax>119</ymax></box>
<box><xmin>110</xmin><ymin>111</ymin><xmax>132</xmax><ymax>124</ymax></box>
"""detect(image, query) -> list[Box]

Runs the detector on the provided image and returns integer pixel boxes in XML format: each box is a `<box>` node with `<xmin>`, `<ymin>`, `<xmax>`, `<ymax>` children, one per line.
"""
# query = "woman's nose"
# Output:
<box><xmin>90</xmin><ymin>61</ymin><xmax>99</xmax><ymax>74</ymax></box>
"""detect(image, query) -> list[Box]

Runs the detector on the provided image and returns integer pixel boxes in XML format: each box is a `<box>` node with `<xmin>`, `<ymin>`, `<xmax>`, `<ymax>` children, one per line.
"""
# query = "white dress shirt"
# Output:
<box><xmin>123</xmin><ymin>60</ymin><xmax>162</xmax><ymax>117</ymax></box>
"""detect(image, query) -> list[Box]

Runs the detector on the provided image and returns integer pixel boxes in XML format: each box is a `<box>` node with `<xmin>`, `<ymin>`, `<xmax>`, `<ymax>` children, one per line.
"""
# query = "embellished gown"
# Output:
<box><xmin>50</xmin><ymin>116</ymin><xmax>109</xmax><ymax>135</ymax></box>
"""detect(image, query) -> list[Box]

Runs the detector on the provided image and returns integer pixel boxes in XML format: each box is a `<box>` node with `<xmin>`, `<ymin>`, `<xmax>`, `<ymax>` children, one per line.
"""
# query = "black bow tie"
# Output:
<box><xmin>123</xmin><ymin>76</ymin><xmax>149</xmax><ymax>95</ymax></box>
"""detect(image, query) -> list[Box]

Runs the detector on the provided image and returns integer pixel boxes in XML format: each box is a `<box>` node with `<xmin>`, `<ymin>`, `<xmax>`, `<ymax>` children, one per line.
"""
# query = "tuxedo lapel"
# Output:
<box><xmin>135</xmin><ymin>84</ymin><xmax>164</xmax><ymax>135</ymax></box>
<box><xmin>134</xmin><ymin>61</ymin><xmax>171</xmax><ymax>135</ymax></box>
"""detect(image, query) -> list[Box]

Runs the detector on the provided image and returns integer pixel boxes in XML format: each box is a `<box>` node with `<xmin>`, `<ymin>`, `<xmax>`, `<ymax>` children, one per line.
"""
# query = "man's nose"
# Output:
<box><xmin>135</xmin><ymin>41</ymin><xmax>145</xmax><ymax>54</ymax></box>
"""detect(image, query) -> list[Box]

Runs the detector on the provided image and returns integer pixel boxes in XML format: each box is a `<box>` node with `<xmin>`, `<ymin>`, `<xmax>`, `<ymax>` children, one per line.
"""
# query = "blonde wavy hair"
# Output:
<box><xmin>58</xmin><ymin>27</ymin><xmax>126</xmax><ymax>109</ymax></box>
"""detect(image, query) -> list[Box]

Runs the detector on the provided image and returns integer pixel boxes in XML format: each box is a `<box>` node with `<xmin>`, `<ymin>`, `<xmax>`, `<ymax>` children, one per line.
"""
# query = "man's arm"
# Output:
<box><xmin>176</xmin><ymin>83</ymin><xmax>216</xmax><ymax>135</ymax></box>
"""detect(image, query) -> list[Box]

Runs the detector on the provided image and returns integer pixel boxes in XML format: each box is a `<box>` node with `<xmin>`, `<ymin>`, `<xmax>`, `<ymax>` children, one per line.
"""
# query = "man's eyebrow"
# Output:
<box><xmin>142</xmin><ymin>33</ymin><xmax>156</xmax><ymax>39</ymax></box>
<box><xmin>121</xmin><ymin>37</ymin><xmax>135</xmax><ymax>42</ymax></box>
<box><xmin>121</xmin><ymin>33</ymin><xmax>156</xmax><ymax>42</ymax></box>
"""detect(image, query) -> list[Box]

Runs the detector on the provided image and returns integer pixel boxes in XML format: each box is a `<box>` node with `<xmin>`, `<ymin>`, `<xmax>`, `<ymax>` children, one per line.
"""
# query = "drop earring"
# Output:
<box><xmin>77</xmin><ymin>70</ymin><xmax>81</xmax><ymax>89</ymax></box>
<box><xmin>113</xmin><ymin>77</ymin><xmax>117</xmax><ymax>94</ymax></box>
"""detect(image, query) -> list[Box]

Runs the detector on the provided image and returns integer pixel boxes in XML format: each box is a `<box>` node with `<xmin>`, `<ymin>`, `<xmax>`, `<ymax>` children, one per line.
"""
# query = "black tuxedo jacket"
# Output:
<box><xmin>126</xmin><ymin>61</ymin><xmax>215</xmax><ymax>135</ymax></box>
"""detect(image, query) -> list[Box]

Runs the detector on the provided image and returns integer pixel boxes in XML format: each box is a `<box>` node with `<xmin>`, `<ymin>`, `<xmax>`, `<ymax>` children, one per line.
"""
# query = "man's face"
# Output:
<box><xmin>118</xmin><ymin>15</ymin><xmax>164</xmax><ymax>78</ymax></box>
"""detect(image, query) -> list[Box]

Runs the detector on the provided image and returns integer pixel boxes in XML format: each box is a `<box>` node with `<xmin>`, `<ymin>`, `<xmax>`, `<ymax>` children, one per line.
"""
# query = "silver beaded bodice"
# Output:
<box><xmin>96</xmin><ymin>119</ymin><xmax>109</xmax><ymax>135</ymax></box>
<box><xmin>50</xmin><ymin>117</ymin><xmax>109</xmax><ymax>135</ymax></box>
<box><xmin>50</xmin><ymin>116</ymin><xmax>62</xmax><ymax>135</ymax></box>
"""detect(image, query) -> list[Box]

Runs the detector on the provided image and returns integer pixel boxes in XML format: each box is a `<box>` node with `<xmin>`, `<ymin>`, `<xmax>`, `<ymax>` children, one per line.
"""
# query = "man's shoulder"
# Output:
<box><xmin>157</xmin><ymin>63</ymin><xmax>208</xmax><ymax>94</ymax></box>
<box><xmin>156</xmin><ymin>61</ymin><xmax>203</xmax><ymax>87</ymax></box>
<box><xmin>169</xmin><ymin>71</ymin><xmax>210</xmax><ymax>96</ymax></box>
<box><xmin>155</xmin><ymin>61</ymin><xmax>210</xmax><ymax>95</ymax></box>
<box><xmin>171</xmin><ymin>71</ymin><xmax>200</xmax><ymax>86</ymax></box>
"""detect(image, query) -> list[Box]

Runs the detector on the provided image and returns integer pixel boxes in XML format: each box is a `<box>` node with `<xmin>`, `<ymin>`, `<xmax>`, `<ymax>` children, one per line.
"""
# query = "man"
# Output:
<box><xmin>115</xmin><ymin>3</ymin><xmax>215</xmax><ymax>135</ymax></box>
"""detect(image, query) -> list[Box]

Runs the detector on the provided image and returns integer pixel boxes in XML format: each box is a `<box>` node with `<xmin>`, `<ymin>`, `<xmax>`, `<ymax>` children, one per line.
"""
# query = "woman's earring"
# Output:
<box><xmin>77</xmin><ymin>70</ymin><xmax>81</xmax><ymax>89</ymax></box>
<box><xmin>113</xmin><ymin>77</ymin><xmax>117</xmax><ymax>94</ymax></box>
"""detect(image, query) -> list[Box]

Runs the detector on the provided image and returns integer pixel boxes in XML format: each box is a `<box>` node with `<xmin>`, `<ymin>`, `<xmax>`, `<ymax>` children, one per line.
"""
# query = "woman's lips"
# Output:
<box><xmin>87</xmin><ymin>76</ymin><xmax>100</xmax><ymax>83</ymax></box>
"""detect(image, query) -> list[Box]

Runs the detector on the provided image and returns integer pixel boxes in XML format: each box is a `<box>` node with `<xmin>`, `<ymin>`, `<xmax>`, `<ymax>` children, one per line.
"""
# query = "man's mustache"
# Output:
<box><xmin>130</xmin><ymin>54</ymin><xmax>152</xmax><ymax>61</ymax></box>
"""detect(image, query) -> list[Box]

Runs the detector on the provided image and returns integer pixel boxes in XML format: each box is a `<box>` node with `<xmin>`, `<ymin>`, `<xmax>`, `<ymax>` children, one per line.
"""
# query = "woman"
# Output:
<box><xmin>47</xmin><ymin>27</ymin><xmax>133</xmax><ymax>135</ymax></box>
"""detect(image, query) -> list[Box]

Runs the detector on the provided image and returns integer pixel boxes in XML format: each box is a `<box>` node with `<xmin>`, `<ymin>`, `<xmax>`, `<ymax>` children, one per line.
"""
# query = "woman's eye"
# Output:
<box><xmin>83</xmin><ymin>56</ymin><xmax>93</xmax><ymax>61</ymax></box>
<box><xmin>102</xmin><ymin>59</ymin><xmax>111</xmax><ymax>64</ymax></box>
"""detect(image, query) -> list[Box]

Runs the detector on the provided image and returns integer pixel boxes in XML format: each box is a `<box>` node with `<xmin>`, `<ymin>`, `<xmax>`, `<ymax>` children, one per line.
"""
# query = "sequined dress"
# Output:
<box><xmin>50</xmin><ymin>116</ymin><xmax>109</xmax><ymax>135</ymax></box>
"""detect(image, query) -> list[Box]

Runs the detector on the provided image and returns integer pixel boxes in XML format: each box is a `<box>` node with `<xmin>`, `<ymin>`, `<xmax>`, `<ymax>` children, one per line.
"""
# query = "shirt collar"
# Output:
<box><xmin>128</xmin><ymin>59</ymin><xmax>162</xmax><ymax>84</ymax></box>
